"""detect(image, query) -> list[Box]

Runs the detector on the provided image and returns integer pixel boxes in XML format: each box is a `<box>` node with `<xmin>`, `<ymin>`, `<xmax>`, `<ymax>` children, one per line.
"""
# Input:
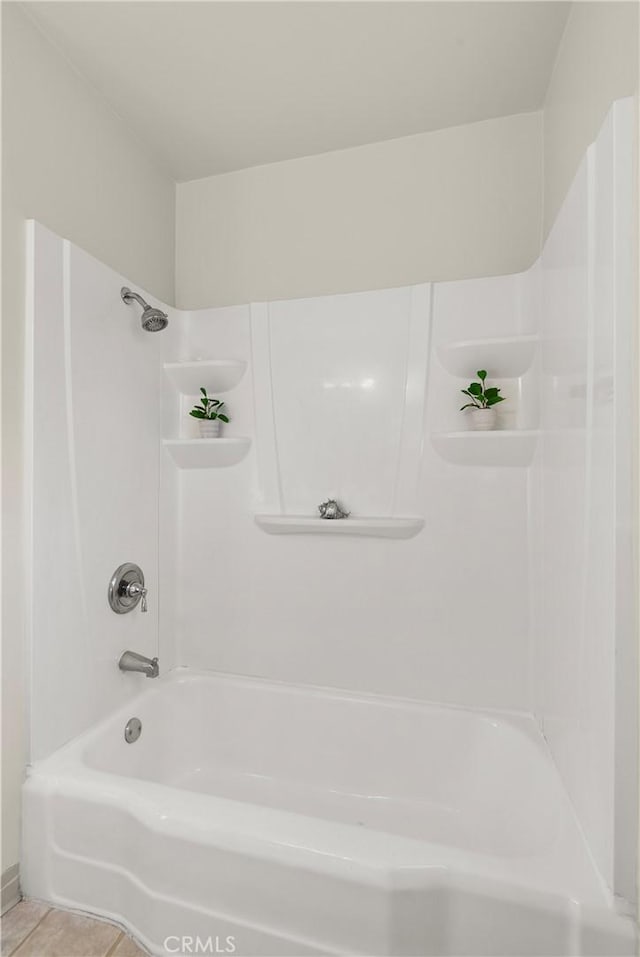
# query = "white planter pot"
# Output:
<box><xmin>469</xmin><ymin>408</ymin><xmax>497</xmax><ymax>431</ymax></box>
<box><xmin>198</xmin><ymin>419</ymin><xmax>222</xmax><ymax>438</ymax></box>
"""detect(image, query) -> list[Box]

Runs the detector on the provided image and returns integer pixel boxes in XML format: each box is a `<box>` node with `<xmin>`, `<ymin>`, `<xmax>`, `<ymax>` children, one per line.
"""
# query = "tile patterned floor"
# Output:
<box><xmin>1</xmin><ymin>901</ymin><xmax>148</xmax><ymax>957</ymax></box>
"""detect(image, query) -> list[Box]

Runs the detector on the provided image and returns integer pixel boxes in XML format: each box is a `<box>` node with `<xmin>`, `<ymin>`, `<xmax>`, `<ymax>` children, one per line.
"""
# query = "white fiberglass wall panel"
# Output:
<box><xmin>173</xmin><ymin>280</ymin><xmax>531</xmax><ymax>711</ymax></box>
<box><xmin>27</xmin><ymin>222</ymin><xmax>164</xmax><ymax>761</ymax></box>
<box><xmin>267</xmin><ymin>288</ymin><xmax>413</xmax><ymax>517</ymax></box>
<box><xmin>532</xmin><ymin>99</ymin><xmax>635</xmax><ymax>900</ymax></box>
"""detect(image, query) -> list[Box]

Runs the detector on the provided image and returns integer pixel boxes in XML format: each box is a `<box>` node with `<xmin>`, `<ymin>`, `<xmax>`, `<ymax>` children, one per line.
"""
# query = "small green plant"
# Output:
<box><xmin>460</xmin><ymin>370</ymin><xmax>505</xmax><ymax>411</ymax></box>
<box><xmin>189</xmin><ymin>387</ymin><xmax>230</xmax><ymax>423</ymax></box>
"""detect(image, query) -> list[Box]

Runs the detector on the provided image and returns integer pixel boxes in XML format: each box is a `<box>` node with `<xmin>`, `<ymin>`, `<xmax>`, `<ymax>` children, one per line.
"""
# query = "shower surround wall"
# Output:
<box><xmin>24</xmin><ymin>100</ymin><xmax>635</xmax><ymax>927</ymax></box>
<box><xmin>25</xmin><ymin>223</ymin><xmax>168</xmax><ymax>761</ymax></box>
<box><xmin>171</xmin><ymin>287</ymin><xmax>531</xmax><ymax>711</ymax></box>
<box><xmin>531</xmin><ymin>99</ymin><xmax>636</xmax><ymax>901</ymax></box>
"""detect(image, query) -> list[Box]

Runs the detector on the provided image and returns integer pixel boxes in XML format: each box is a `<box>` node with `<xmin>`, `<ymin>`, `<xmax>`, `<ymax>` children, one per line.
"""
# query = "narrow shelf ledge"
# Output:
<box><xmin>432</xmin><ymin>430</ymin><xmax>539</xmax><ymax>467</ymax></box>
<box><xmin>254</xmin><ymin>515</ymin><xmax>424</xmax><ymax>539</ymax></box>
<box><xmin>438</xmin><ymin>335</ymin><xmax>537</xmax><ymax>378</ymax></box>
<box><xmin>163</xmin><ymin>360</ymin><xmax>247</xmax><ymax>395</ymax></box>
<box><xmin>163</xmin><ymin>437</ymin><xmax>251</xmax><ymax>469</ymax></box>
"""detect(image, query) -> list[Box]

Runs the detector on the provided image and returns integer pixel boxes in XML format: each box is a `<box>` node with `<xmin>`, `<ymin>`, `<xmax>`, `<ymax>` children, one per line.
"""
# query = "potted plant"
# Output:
<box><xmin>460</xmin><ymin>370</ymin><xmax>504</xmax><ymax>431</ymax></box>
<box><xmin>189</xmin><ymin>388</ymin><xmax>230</xmax><ymax>438</ymax></box>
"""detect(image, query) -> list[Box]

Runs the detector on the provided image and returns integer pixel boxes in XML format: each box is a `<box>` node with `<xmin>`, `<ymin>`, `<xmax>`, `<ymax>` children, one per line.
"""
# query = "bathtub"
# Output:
<box><xmin>22</xmin><ymin>670</ymin><xmax>635</xmax><ymax>956</ymax></box>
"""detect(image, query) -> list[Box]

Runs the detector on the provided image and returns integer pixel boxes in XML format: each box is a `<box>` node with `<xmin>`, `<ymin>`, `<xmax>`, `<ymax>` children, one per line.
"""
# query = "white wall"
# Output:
<box><xmin>543</xmin><ymin>1</ymin><xmax>638</xmax><ymax>237</ymax></box>
<box><xmin>27</xmin><ymin>224</ymin><xmax>168</xmax><ymax>762</ymax></box>
<box><xmin>176</xmin><ymin>112</ymin><xmax>542</xmax><ymax>309</ymax></box>
<box><xmin>539</xmin><ymin>0</ymin><xmax>639</xmax><ymax>905</ymax></box>
<box><xmin>175</xmin><ymin>1</ymin><xmax>640</xmax><ymax>310</ymax></box>
<box><xmin>1</xmin><ymin>3</ymin><xmax>175</xmax><ymax>877</ymax></box>
<box><xmin>168</xmin><ymin>276</ymin><xmax>532</xmax><ymax>713</ymax></box>
<box><xmin>531</xmin><ymin>100</ymin><xmax>635</xmax><ymax>902</ymax></box>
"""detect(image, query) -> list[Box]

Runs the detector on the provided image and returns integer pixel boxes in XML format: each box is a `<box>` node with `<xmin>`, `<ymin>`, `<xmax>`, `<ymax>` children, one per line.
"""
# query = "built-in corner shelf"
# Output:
<box><xmin>163</xmin><ymin>437</ymin><xmax>251</xmax><ymax>469</ymax></box>
<box><xmin>254</xmin><ymin>515</ymin><xmax>424</xmax><ymax>539</ymax></box>
<box><xmin>438</xmin><ymin>335</ymin><xmax>537</xmax><ymax>378</ymax></box>
<box><xmin>163</xmin><ymin>360</ymin><xmax>247</xmax><ymax>395</ymax></box>
<box><xmin>431</xmin><ymin>430</ymin><xmax>539</xmax><ymax>467</ymax></box>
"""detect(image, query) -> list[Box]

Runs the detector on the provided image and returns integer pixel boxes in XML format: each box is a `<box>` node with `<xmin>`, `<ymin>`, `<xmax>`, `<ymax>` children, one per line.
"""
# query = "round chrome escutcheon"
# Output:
<box><xmin>124</xmin><ymin>717</ymin><xmax>142</xmax><ymax>744</ymax></box>
<box><xmin>108</xmin><ymin>562</ymin><xmax>145</xmax><ymax>614</ymax></box>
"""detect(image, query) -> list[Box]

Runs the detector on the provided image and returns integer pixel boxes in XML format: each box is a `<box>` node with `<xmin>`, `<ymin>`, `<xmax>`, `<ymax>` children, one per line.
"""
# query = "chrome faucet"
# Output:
<box><xmin>118</xmin><ymin>650</ymin><xmax>159</xmax><ymax>679</ymax></box>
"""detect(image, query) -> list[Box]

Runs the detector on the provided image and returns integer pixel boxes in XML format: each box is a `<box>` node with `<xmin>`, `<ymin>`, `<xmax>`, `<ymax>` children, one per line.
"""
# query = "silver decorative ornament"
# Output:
<box><xmin>318</xmin><ymin>499</ymin><xmax>350</xmax><ymax>520</ymax></box>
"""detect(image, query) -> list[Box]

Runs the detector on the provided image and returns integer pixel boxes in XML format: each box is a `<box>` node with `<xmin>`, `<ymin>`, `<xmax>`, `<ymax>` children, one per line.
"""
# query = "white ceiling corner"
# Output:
<box><xmin>24</xmin><ymin>1</ymin><xmax>570</xmax><ymax>181</ymax></box>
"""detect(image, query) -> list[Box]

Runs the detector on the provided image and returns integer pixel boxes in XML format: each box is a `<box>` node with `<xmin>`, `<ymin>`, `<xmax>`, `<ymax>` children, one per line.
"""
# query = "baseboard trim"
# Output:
<box><xmin>1</xmin><ymin>863</ymin><xmax>21</xmax><ymax>915</ymax></box>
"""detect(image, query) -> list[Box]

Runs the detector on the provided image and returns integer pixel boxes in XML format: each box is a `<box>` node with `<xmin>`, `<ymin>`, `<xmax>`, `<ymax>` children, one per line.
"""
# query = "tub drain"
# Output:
<box><xmin>124</xmin><ymin>717</ymin><xmax>142</xmax><ymax>743</ymax></box>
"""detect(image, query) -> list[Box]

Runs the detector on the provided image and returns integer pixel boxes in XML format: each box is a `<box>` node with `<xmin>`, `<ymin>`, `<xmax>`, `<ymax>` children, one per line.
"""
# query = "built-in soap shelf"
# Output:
<box><xmin>162</xmin><ymin>359</ymin><xmax>251</xmax><ymax>468</ymax></box>
<box><xmin>163</xmin><ymin>437</ymin><xmax>251</xmax><ymax>469</ymax></box>
<box><xmin>254</xmin><ymin>515</ymin><xmax>424</xmax><ymax>539</ymax></box>
<box><xmin>433</xmin><ymin>333</ymin><xmax>538</xmax><ymax>466</ymax></box>
<box><xmin>431</xmin><ymin>430</ymin><xmax>539</xmax><ymax>467</ymax></box>
<box><xmin>438</xmin><ymin>334</ymin><xmax>537</xmax><ymax>378</ymax></box>
<box><xmin>163</xmin><ymin>359</ymin><xmax>247</xmax><ymax>394</ymax></box>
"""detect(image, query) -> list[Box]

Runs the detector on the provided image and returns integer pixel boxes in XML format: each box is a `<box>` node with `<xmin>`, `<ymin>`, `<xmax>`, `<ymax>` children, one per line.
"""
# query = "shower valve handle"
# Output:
<box><xmin>108</xmin><ymin>563</ymin><xmax>148</xmax><ymax>615</ymax></box>
<box><xmin>126</xmin><ymin>581</ymin><xmax>148</xmax><ymax>613</ymax></box>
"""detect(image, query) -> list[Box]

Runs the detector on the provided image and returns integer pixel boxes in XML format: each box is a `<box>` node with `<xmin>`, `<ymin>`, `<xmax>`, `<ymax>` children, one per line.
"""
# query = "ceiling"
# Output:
<box><xmin>24</xmin><ymin>1</ymin><xmax>570</xmax><ymax>182</ymax></box>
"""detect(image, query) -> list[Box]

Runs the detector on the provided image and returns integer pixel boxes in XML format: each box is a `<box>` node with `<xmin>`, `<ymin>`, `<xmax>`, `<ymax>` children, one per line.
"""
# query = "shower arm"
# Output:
<box><xmin>121</xmin><ymin>287</ymin><xmax>149</xmax><ymax>310</ymax></box>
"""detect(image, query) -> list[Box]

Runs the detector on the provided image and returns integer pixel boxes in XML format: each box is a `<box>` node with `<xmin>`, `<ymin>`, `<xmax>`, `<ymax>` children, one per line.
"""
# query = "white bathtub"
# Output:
<box><xmin>22</xmin><ymin>670</ymin><xmax>635</xmax><ymax>956</ymax></box>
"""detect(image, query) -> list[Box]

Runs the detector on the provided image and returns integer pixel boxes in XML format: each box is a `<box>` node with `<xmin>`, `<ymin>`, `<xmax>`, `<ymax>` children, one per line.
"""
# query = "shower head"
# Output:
<box><xmin>121</xmin><ymin>287</ymin><xmax>168</xmax><ymax>332</ymax></box>
<box><xmin>140</xmin><ymin>305</ymin><xmax>169</xmax><ymax>332</ymax></box>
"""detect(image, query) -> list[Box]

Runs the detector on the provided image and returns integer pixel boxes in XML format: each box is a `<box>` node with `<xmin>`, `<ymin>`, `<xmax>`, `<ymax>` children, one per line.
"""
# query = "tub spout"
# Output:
<box><xmin>119</xmin><ymin>650</ymin><xmax>159</xmax><ymax>678</ymax></box>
